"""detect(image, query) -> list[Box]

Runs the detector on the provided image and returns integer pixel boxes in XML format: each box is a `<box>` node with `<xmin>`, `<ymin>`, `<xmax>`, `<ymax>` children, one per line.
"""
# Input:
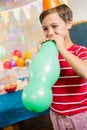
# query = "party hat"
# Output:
<box><xmin>43</xmin><ymin>0</ymin><xmax>61</xmax><ymax>11</ymax></box>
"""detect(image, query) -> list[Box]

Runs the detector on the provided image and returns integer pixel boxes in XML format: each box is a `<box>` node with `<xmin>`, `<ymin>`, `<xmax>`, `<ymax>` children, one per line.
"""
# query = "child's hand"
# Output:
<box><xmin>37</xmin><ymin>38</ymin><xmax>50</xmax><ymax>52</ymax></box>
<box><xmin>49</xmin><ymin>34</ymin><xmax>65</xmax><ymax>52</ymax></box>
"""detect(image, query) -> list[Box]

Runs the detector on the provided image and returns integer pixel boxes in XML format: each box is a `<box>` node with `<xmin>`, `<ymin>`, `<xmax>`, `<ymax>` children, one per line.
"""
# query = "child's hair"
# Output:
<box><xmin>39</xmin><ymin>4</ymin><xmax>73</xmax><ymax>24</ymax></box>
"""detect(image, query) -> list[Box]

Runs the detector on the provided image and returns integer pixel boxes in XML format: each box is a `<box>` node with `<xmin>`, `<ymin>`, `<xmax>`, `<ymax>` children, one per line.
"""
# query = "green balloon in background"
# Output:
<box><xmin>0</xmin><ymin>45</ymin><xmax>6</xmax><ymax>59</ymax></box>
<box><xmin>22</xmin><ymin>40</ymin><xmax>60</xmax><ymax>112</ymax></box>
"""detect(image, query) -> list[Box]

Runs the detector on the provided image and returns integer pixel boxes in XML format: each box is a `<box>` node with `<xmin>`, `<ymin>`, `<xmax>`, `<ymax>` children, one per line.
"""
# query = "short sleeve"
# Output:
<box><xmin>76</xmin><ymin>46</ymin><xmax>87</xmax><ymax>60</ymax></box>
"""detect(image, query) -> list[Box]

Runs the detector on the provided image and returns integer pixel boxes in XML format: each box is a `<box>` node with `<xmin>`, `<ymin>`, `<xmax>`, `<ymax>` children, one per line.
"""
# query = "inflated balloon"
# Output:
<box><xmin>25</xmin><ymin>51</ymin><xmax>32</xmax><ymax>59</ymax></box>
<box><xmin>10</xmin><ymin>59</ymin><xmax>16</xmax><ymax>67</ymax></box>
<box><xmin>0</xmin><ymin>45</ymin><xmax>6</xmax><ymax>59</ymax></box>
<box><xmin>3</xmin><ymin>60</ymin><xmax>12</xmax><ymax>69</ymax></box>
<box><xmin>13</xmin><ymin>50</ymin><xmax>22</xmax><ymax>58</ymax></box>
<box><xmin>16</xmin><ymin>58</ymin><xmax>25</xmax><ymax>67</ymax></box>
<box><xmin>22</xmin><ymin>81</ymin><xmax>52</xmax><ymax>112</ymax></box>
<box><xmin>12</xmin><ymin>55</ymin><xmax>18</xmax><ymax>61</ymax></box>
<box><xmin>22</xmin><ymin>40</ymin><xmax>60</xmax><ymax>112</ymax></box>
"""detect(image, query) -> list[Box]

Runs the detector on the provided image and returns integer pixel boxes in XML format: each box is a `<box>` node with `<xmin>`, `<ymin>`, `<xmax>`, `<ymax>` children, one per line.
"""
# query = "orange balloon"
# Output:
<box><xmin>16</xmin><ymin>58</ymin><xmax>25</xmax><ymax>67</ymax></box>
<box><xmin>43</xmin><ymin>0</ymin><xmax>61</xmax><ymax>11</ymax></box>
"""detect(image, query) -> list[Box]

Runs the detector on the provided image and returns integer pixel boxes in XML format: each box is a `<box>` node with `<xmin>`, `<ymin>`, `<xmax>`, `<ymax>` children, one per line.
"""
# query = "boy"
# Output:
<box><xmin>37</xmin><ymin>1</ymin><xmax>87</xmax><ymax>130</ymax></box>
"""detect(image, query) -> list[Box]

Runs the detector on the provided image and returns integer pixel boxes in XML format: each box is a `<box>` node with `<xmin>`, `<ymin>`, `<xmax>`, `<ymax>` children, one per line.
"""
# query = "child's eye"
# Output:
<box><xmin>43</xmin><ymin>27</ymin><xmax>48</xmax><ymax>31</ymax></box>
<box><xmin>52</xmin><ymin>25</ymin><xmax>58</xmax><ymax>28</ymax></box>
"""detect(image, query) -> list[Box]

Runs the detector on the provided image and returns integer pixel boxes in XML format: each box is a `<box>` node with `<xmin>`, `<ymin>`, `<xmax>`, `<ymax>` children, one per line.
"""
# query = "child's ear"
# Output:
<box><xmin>67</xmin><ymin>20</ymin><xmax>72</xmax><ymax>29</ymax></box>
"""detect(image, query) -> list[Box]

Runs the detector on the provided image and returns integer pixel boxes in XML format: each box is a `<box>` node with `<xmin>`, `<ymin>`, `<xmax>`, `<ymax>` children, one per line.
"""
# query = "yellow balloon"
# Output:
<box><xmin>25</xmin><ymin>51</ymin><xmax>31</xmax><ymax>59</ymax></box>
<box><xmin>12</xmin><ymin>55</ymin><xmax>18</xmax><ymax>61</ymax></box>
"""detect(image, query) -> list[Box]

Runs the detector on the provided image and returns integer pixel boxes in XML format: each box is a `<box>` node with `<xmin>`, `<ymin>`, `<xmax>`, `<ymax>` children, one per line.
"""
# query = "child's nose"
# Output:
<box><xmin>47</xmin><ymin>28</ymin><xmax>54</xmax><ymax>38</ymax></box>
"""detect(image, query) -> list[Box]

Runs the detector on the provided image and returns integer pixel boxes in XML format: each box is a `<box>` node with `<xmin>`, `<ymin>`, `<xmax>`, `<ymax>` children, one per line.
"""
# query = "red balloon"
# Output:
<box><xmin>3</xmin><ymin>61</ymin><xmax>12</xmax><ymax>69</ymax></box>
<box><xmin>13</xmin><ymin>50</ymin><xmax>22</xmax><ymax>58</ymax></box>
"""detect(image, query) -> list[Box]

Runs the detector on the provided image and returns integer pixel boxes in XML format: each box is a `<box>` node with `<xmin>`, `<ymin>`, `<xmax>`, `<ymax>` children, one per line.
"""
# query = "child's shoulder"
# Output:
<box><xmin>73</xmin><ymin>43</ymin><xmax>87</xmax><ymax>50</ymax></box>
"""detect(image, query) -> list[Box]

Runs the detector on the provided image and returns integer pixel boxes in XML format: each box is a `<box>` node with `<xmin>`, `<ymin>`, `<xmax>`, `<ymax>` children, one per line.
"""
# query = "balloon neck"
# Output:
<box><xmin>40</xmin><ymin>40</ymin><xmax>58</xmax><ymax>55</ymax></box>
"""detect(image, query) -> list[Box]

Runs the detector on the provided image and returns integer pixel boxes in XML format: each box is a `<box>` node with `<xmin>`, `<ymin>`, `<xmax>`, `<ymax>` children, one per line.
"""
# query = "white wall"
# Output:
<box><xmin>68</xmin><ymin>0</ymin><xmax>87</xmax><ymax>23</ymax></box>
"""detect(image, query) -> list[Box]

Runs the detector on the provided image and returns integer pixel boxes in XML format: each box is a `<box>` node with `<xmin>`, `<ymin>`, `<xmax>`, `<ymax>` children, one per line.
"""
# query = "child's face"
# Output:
<box><xmin>42</xmin><ymin>12</ymin><xmax>72</xmax><ymax>39</ymax></box>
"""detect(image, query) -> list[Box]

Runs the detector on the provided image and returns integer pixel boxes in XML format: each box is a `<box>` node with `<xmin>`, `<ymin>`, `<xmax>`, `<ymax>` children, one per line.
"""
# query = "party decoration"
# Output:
<box><xmin>0</xmin><ymin>45</ymin><xmax>6</xmax><ymax>59</ymax></box>
<box><xmin>13</xmin><ymin>8</ymin><xmax>20</xmax><ymax>22</ymax></box>
<box><xmin>13</xmin><ymin>49</ymin><xmax>22</xmax><ymax>58</ymax></box>
<box><xmin>12</xmin><ymin>55</ymin><xmax>18</xmax><ymax>61</ymax></box>
<box><xmin>62</xmin><ymin>0</ymin><xmax>68</xmax><ymax>5</ymax></box>
<box><xmin>25</xmin><ymin>51</ymin><xmax>32</xmax><ymax>59</ymax></box>
<box><xmin>3</xmin><ymin>60</ymin><xmax>12</xmax><ymax>69</ymax></box>
<box><xmin>43</xmin><ymin>0</ymin><xmax>61</xmax><ymax>11</ymax></box>
<box><xmin>10</xmin><ymin>59</ymin><xmax>16</xmax><ymax>67</ymax></box>
<box><xmin>16</xmin><ymin>58</ymin><xmax>25</xmax><ymax>67</ymax></box>
<box><xmin>1</xmin><ymin>12</ymin><xmax>9</xmax><ymax>25</ymax></box>
<box><xmin>22</xmin><ymin>40</ymin><xmax>60</xmax><ymax>112</ymax></box>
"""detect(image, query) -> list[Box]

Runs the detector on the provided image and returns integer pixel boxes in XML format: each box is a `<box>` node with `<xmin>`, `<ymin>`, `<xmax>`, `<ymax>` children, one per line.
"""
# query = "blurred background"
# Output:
<box><xmin>0</xmin><ymin>0</ymin><xmax>87</xmax><ymax>61</ymax></box>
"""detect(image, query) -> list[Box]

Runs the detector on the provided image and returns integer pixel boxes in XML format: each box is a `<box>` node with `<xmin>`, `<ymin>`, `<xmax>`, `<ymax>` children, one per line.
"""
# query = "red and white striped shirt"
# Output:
<box><xmin>51</xmin><ymin>44</ymin><xmax>87</xmax><ymax>116</ymax></box>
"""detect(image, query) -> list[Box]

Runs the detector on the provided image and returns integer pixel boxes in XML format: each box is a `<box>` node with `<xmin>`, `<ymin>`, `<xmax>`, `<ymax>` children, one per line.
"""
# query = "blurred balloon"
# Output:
<box><xmin>13</xmin><ymin>50</ymin><xmax>22</xmax><ymax>58</ymax></box>
<box><xmin>0</xmin><ymin>45</ymin><xmax>6</xmax><ymax>59</ymax></box>
<box><xmin>22</xmin><ymin>40</ymin><xmax>60</xmax><ymax>112</ymax></box>
<box><xmin>3</xmin><ymin>60</ymin><xmax>12</xmax><ymax>69</ymax></box>
<box><xmin>10</xmin><ymin>59</ymin><xmax>16</xmax><ymax>67</ymax></box>
<box><xmin>16</xmin><ymin>58</ymin><xmax>25</xmax><ymax>67</ymax></box>
<box><xmin>12</xmin><ymin>55</ymin><xmax>18</xmax><ymax>61</ymax></box>
<box><xmin>25</xmin><ymin>51</ymin><xmax>32</xmax><ymax>59</ymax></box>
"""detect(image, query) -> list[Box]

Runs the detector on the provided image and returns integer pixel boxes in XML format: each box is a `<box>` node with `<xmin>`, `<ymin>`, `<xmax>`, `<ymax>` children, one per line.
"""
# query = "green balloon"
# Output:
<box><xmin>22</xmin><ymin>81</ymin><xmax>52</xmax><ymax>112</ymax></box>
<box><xmin>0</xmin><ymin>45</ymin><xmax>6</xmax><ymax>59</ymax></box>
<box><xmin>22</xmin><ymin>40</ymin><xmax>60</xmax><ymax>112</ymax></box>
<box><xmin>29</xmin><ymin>40</ymin><xmax>60</xmax><ymax>87</ymax></box>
